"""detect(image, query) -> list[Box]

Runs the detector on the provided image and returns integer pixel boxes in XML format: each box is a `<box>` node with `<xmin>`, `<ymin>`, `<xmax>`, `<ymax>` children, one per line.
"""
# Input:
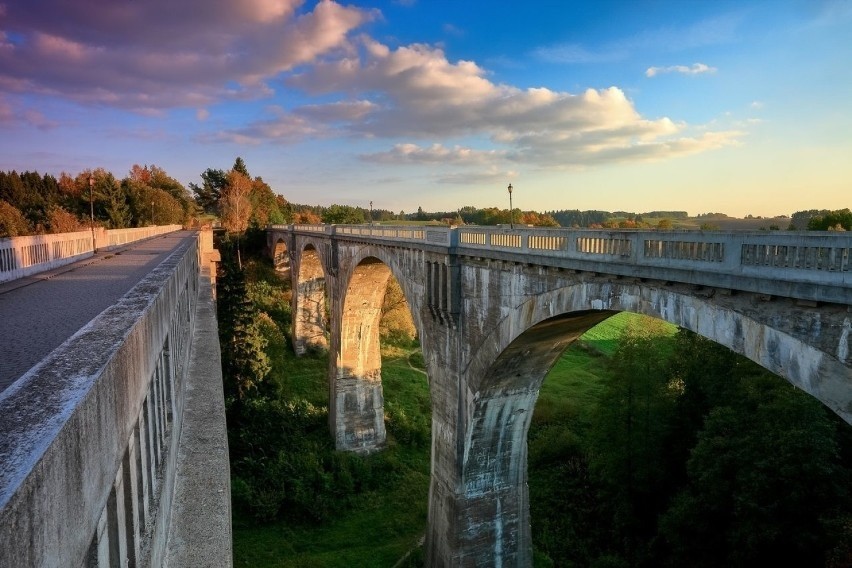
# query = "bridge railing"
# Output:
<box><xmin>269</xmin><ymin>224</ymin><xmax>851</xmax><ymax>303</ymax></box>
<box><xmin>0</xmin><ymin>236</ymin><xmax>203</xmax><ymax>567</ymax></box>
<box><xmin>0</xmin><ymin>225</ymin><xmax>182</xmax><ymax>284</ymax></box>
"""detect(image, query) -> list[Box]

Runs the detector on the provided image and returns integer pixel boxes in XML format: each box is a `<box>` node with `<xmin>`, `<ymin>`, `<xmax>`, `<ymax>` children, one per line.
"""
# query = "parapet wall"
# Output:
<box><xmin>0</xmin><ymin>231</ymin><xmax>229</xmax><ymax>567</ymax></box>
<box><xmin>0</xmin><ymin>225</ymin><xmax>182</xmax><ymax>284</ymax></box>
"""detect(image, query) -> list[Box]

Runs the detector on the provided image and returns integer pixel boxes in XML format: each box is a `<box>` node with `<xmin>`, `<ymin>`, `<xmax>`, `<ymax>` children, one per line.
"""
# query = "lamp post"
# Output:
<box><xmin>88</xmin><ymin>174</ymin><xmax>96</xmax><ymax>252</ymax></box>
<box><xmin>507</xmin><ymin>183</ymin><xmax>514</xmax><ymax>229</ymax></box>
<box><xmin>151</xmin><ymin>200</ymin><xmax>155</xmax><ymax>226</ymax></box>
<box><xmin>369</xmin><ymin>201</ymin><xmax>373</xmax><ymax>225</ymax></box>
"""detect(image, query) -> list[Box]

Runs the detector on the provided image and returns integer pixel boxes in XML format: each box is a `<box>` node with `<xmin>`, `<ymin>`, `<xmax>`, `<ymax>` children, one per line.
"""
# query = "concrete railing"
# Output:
<box><xmin>0</xmin><ymin>235</ymin><xmax>210</xmax><ymax>567</ymax></box>
<box><xmin>0</xmin><ymin>225</ymin><xmax>182</xmax><ymax>284</ymax></box>
<box><xmin>269</xmin><ymin>224</ymin><xmax>852</xmax><ymax>305</ymax></box>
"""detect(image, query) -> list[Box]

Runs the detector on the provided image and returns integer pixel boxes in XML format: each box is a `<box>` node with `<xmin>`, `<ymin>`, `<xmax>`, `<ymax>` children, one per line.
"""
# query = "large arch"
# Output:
<box><xmin>329</xmin><ymin>247</ymin><xmax>431</xmax><ymax>453</ymax></box>
<box><xmin>436</xmin><ymin>279</ymin><xmax>851</xmax><ymax>565</ymax></box>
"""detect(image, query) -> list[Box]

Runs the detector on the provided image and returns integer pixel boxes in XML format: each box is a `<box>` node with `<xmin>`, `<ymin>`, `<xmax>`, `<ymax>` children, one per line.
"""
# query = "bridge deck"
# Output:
<box><xmin>0</xmin><ymin>231</ymin><xmax>198</xmax><ymax>394</ymax></box>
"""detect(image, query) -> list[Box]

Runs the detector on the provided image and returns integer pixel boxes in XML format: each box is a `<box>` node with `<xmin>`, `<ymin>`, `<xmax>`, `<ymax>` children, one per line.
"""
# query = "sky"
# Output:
<box><xmin>1</xmin><ymin>0</ymin><xmax>850</xmax><ymax>218</ymax></box>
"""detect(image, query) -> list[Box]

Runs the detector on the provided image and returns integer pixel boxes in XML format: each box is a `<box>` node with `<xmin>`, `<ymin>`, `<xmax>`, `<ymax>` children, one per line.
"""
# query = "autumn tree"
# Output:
<box><xmin>0</xmin><ymin>199</ymin><xmax>30</xmax><ymax>237</ymax></box>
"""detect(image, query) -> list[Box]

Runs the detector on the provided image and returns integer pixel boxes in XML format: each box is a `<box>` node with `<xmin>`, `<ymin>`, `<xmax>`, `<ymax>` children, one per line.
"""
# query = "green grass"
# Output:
<box><xmin>232</xmin><ymin>341</ymin><xmax>432</xmax><ymax>567</ymax></box>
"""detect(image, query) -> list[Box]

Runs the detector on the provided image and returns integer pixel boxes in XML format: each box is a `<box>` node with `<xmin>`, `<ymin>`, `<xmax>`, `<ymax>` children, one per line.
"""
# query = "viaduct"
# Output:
<box><xmin>268</xmin><ymin>223</ymin><xmax>851</xmax><ymax>567</ymax></box>
<box><xmin>0</xmin><ymin>223</ymin><xmax>848</xmax><ymax>566</ymax></box>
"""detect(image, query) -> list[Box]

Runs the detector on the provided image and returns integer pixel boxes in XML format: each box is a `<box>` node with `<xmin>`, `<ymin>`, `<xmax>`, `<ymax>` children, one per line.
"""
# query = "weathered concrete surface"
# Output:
<box><xmin>165</xmin><ymin>267</ymin><xmax>232</xmax><ymax>567</ymax></box>
<box><xmin>270</xmin><ymin>225</ymin><xmax>852</xmax><ymax>567</ymax></box>
<box><xmin>0</xmin><ymin>231</ymin><xmax>230</xmax><ymax>568</ymax></box>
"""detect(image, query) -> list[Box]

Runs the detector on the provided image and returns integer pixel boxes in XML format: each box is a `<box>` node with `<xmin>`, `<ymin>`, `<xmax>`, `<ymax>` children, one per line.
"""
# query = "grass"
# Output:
<box><xmin>232</xmin><ymin>333</ymin><xmax>432</xmax><ymax>567</ymax></box>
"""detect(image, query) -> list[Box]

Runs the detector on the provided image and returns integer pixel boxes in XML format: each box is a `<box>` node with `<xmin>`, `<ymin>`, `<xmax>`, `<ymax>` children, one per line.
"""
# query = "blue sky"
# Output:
<box><xmin>1</xmin><ymin>0</ymin><xmax>850</xmax><ymax>217</ymax></box>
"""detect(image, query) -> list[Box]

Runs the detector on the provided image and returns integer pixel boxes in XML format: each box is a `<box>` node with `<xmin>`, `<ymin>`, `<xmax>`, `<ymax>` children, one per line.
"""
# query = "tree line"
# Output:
<box><xmin>0</xmin><ymin>165</ymin><xmax>196</xmax><ymax>237</ymax></box>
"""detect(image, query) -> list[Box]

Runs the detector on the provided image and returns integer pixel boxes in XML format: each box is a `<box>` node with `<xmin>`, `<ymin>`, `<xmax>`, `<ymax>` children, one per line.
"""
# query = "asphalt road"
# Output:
<box><xmin>0</xmin><ymin>231</ymin><xmax>197</xmax><ymax>395</ymax></box>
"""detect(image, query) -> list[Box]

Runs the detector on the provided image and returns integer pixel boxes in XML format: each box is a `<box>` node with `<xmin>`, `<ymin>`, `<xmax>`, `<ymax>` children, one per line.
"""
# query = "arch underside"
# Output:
<box><xmin>451</xmin><ymin>279</ymin><xmax>851</xmax><ymax>565</ymax></box>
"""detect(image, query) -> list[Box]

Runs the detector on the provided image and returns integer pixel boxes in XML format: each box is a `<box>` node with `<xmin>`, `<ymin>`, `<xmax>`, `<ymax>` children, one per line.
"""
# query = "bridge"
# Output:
<box><xmin>268</xmin><ymin>223</ymin><xmax>852</xmax><ymax>566</ymax></box>
<box><xmin>0</xmin><ymin>228</ymin><xmax>229</xmax><ymax>567</ymax></box>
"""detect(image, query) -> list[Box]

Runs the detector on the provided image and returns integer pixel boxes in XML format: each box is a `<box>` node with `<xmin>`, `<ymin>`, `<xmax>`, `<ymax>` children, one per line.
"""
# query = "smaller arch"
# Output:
<box><xmin>271</xmin><ymin>238</ymin><xmax>289</xmax><ymax>271</ymax></box>
<box><xmin>292</xmin><ymin>244</ymin><xmax>328</xmax><ymax>355</ymax></box>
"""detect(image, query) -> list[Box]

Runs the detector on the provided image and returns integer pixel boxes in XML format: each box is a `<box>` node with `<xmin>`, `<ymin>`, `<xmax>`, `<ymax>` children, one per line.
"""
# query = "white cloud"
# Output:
<box><xmin>276</xmin><ymin>39</ymin><xmax>741</xmax><ymax>167</ymax></box>
<box><xmin>646</xmin><ymin>63</ymin><xmax>717</xmax><ymax>77</ymax></box>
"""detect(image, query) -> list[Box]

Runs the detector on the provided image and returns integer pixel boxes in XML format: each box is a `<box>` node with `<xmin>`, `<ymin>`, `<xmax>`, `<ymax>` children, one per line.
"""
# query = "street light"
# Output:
<box><xmin>507</xmin><ymin>183</ymin><xmax>514</xmax><ymax>229</ymax></box>
<box><xmin>151</xmin><ymin>200</ymin><xmax>155</xmax><ymax>226</ymax></box>
<box><xmin>369</xmin><ymin>201</ymin><xmax>373</xmax><ymax>225</ymax></box>
<box><xmin>88</xmin><ymin>174</ymin><xmax>96</xmax><ymax>252</ymax></box>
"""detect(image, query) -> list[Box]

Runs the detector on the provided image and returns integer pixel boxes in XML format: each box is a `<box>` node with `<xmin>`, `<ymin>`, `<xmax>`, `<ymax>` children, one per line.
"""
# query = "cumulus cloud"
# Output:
<box><xmin>0</xmin><ymin>0</ymin><xmax>375</xmax><ymax>112</ymax></box>
<box><xmin>2</xmin><ymin>1</ymin><xmax>743</xmax><ymax>171</ymax></box>
<box><xmin>646</xmin><ymin>63</ymin><xmax>717</xmax><ymax>77</ymax></box>
<box><xmin>275</xmin><ymin>39</ymin><xmax>739</xmax><ymax>167</ymax></box>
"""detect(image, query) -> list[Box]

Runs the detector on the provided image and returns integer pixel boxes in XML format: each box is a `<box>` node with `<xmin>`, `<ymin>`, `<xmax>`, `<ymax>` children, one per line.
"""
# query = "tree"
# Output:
<box><xmin>99</xmin><ymin>173</ymin><xmax>131</xmax><ymax>229</ymax></box>
<box><xmin>321</xmin><ymin>204</ymin><xmax>365</xmax><ymax>224</ymax></box>
<box><xmin>219</xmin><ymin>170</ymin><xmax>253</xmax><ymax>234</ymax></box>
<box><xmin>589</xmin><ymin>317</ymin><xmax>678</xmax><ymax>564</ymax></box>
<box><xmin>248</xmin><ymin>177</ymin><xmax>284</xmax><ymax>227</ymax></box>
<box><xmin>190</xmin><ymin>168</ymin><xmax>227</xmax><ymax>214</ymax></box>
<box><xmin>233</xmin><ymin>156</ymin><xmax>250</xmax><ymax>177</ymax></box>
<box><xmin>216</xmin><ymin>248</ymin><xmax>270</xmax><ymax>402</ymax></box>
<box><xmin>47</xmin><ymin>206</ymin><xmax>87</xmax><ymax>233</ymax></box>
<box><xmin>0</xmin><ymin>199</ymin><xmax>30</xmax><ymax>237</ymax></box>
<box><xmin>808</xmin><ymin>209</ymin><xmax>852</xmax><ymax>231</ymax></box>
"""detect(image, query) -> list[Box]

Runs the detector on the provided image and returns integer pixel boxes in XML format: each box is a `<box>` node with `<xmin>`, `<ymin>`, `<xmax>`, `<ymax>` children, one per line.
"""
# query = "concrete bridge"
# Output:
<box><xmin>268</xmin><ymin>223</ymin><xmax>852</xmax><ymax>567</ymax></box>
<box><xmin>0</xmin><ymin>229</ymin><xmax>229</xmax><ymax>567</ymax></box>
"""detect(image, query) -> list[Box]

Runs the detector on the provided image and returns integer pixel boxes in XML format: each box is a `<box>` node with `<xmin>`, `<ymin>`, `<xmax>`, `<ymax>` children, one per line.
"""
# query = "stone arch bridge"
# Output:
<box><xmin>268</xmin><ymin>224</ymin><xmax>851</xmax><ymax>567</ymax></box>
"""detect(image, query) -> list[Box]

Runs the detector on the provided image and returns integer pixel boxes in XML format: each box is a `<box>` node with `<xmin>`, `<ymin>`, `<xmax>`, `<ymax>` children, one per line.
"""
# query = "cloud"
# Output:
<box><xmin>274</xmin><ymin>39</ymin><xmax>741</xmax><ymax>167</ymax></box>
<box><xmin>646</xmin><ymin>63</ymin><xmax>717</xmax><ymax>77</ymax></box>
<box><xmin>0</xmin><ymin>0</ymin><xmax>375</xmax><ymax>112</ymax></box>
<box><xmin>360</xmin><ymin>143</ymin><xmax>502</xmax><ymax>165</ymax></box>
<box><xmin>0</xmin><ymin>97</ymin><xmax>58</xmax><ymax>130</ymax></box>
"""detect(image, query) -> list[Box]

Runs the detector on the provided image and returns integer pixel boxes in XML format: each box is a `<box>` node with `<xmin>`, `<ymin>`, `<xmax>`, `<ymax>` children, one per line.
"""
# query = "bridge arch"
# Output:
<box><xmin>330</xmin><ymin>245</ymin><xmax>430</xmax><ymax>452</ymax></box>
<box><xmin>292</xmin><ymin>241</ymin><xmax>331</xmax><ymax>355</ymax></box>
<box><xmin>448</xmin><ymin>279</ymin><xmax>852</xmax><ymax>565</ymax></box>
<box><xmin>271</xmin><ymin>237</ymin><xmax>289</xmax><ymax>270</ymax></box>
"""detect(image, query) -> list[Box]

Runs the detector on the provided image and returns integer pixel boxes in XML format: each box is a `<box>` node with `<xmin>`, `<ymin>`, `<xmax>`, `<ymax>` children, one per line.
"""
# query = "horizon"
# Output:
<box><xmin>1</xmin><ymin>0</ymin><xmax>850</xmax><ymax>218</ymax></box>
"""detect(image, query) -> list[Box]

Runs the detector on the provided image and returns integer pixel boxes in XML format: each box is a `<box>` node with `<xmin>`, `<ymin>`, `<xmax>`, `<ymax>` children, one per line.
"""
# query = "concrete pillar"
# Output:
<box><xmin>330</xmin><ymin>260</ymin><xmax>393</xmax><ymax>452</ymax></box>
<box><xmin>426</xmin><ymin>312</ymin><xmax>612</xmax><ymax>566</ymax></box>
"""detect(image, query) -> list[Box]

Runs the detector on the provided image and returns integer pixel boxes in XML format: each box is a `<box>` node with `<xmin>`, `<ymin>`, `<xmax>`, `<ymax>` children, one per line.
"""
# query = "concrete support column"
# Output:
<box><xmin>332</xmin><ymin>375</ymin><xmax>387</xmax><ymax>452</ymax></box>
<box><xmin>427</xmin><ymin>390</ymin><xmax>536</xmax><ymax>567</ymax></box>
<box><xmin>293</xmin><ymin>276</ymin><xmax>328</xmax><ymax>354</ymax></box>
